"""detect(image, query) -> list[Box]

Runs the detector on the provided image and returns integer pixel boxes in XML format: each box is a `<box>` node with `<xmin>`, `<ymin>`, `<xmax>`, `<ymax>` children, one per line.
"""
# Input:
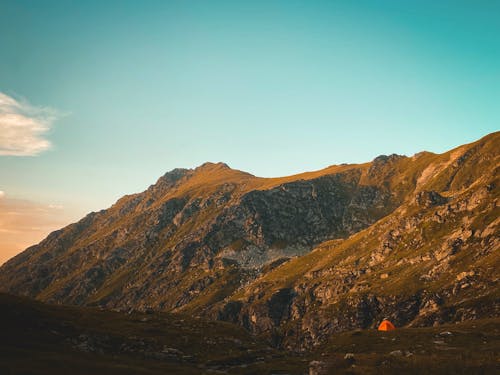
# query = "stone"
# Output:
<box><xmin>309</xmin><ymin>360</ymin><xmax>328</xmax><ymax>375</ymax></box>
<box><xmin>439</xmin><ymin>331</ymin><xmax>453</xmax><ymax>336</ymax></box>
<box><xmin>414</xmin><ymin>191</ymin><xmax>448</xmax><ymax>208</ymax></box>
<box><xmin>344</xmin><ymin>352</ymin><xmax>356</xmax><ymax>365</ymax></box>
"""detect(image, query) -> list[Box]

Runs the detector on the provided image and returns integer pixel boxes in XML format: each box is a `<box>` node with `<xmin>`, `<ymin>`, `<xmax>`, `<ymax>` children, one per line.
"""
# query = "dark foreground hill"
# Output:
<box><xmin>0</xmin><ymin>293</ymin><xmax>498</xmax><ymax>374</ymax></box>
<box><xmin>0</xmin><ymin>131</ymin><xmax>498</xmax><ymax>349</ymax></box>
<box><xmin>0</xmin><ymin>293</ymin><xmax>306</xmax><ymax>375</ymax></box>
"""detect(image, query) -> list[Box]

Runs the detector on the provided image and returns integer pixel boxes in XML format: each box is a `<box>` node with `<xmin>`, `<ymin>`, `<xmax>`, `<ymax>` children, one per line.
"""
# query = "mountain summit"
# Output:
<box><xmin>1</xmin><ymin>132</ymin><xmax>498</xmax><ymax>349</ymax></box>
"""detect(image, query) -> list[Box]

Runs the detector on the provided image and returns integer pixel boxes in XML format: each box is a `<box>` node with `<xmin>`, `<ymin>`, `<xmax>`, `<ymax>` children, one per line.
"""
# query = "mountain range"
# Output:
<box><xmin>1</xmin><ymin>131</ymin><xmax>498</xmax><ymax>351</ymax></box>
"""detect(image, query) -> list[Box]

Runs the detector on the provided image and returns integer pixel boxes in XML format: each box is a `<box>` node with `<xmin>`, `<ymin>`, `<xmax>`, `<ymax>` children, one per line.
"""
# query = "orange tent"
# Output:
<box><xmin>378</xmin><ymin>320</ymin><xmax>396</xmax><ymax>331</ymax></box>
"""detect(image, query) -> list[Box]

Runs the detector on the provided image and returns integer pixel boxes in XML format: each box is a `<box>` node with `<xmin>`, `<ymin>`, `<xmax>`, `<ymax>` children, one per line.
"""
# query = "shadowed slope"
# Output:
<box><xmin>0</xmin><ymin>293</ymin><xmax>308</xmax><ymax>374</ymax></box>
<box><xmin>0</xmin><ymin>293</ymin><xmax>498</xmax><ymax>375</ymax></box>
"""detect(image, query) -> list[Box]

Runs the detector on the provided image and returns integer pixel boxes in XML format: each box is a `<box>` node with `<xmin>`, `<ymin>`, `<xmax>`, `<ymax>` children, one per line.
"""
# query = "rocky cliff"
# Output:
<box><xmin>1</xmin><ymin>132</ymin><xmax>498</xmax><ymax>349</ymax></box>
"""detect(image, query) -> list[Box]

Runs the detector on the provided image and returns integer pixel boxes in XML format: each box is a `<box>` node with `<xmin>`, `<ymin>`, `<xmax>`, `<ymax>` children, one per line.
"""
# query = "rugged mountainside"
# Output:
<box><xmin>1</xmin><ymin>132</ymin><xmax>498</xmax><ymax>349</ymax></box>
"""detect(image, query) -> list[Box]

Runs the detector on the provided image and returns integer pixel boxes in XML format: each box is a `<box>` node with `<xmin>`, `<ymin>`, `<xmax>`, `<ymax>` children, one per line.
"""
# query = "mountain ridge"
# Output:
<box><xmin>1</xmin><ymin>131</ymin><xmax>498</xmax><ymax>349</ymax></box>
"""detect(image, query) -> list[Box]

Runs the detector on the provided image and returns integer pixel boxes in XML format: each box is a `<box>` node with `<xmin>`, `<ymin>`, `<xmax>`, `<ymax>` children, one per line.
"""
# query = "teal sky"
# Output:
<box><xmin>0</xmin><ymin>0</ymin><xmax>499</xmax><ymax>222</ymax></box>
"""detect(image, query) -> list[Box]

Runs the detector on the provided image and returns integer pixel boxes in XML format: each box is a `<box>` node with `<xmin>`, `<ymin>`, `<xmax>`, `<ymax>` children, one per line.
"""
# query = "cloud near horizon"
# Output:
<box><xmin>0</xmin><ymin>92</ymin><xmax>59</xmax><ymax>156</ymax></box>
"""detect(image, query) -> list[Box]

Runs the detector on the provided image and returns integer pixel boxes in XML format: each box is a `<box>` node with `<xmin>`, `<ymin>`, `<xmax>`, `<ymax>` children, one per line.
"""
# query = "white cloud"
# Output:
<box><xmin>0</xmin><ymin>92</ymin><xmax>59</xmax><ymax>156</ymax></box>
<box><xmin>48</xmin><ymin>204</ymin><xmax>64</xmax><ymax>210</ymax></box>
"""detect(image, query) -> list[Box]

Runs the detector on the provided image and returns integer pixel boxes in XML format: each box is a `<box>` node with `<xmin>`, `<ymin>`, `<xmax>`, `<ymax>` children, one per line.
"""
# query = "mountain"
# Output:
<box><xmin>1</xmin><ymin>131</ymin><xmax>498</xmax><ymax>349</ymax></box>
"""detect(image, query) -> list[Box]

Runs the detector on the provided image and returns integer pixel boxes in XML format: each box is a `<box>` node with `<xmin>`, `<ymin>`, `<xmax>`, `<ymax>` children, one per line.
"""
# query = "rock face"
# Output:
<box><xmin>0</xmin><ymin>162</ymin><xmax>399</xmax><ymax>310</ymax></box>
<box><xmin>0</xmin><ymin>131</ymin><xmax>499</xmax><ymax>349</ymax></box>
<box><xmin>414</xmin><ymin>190</ymin><xmax>448</xmax><ymax>208</ymax></box>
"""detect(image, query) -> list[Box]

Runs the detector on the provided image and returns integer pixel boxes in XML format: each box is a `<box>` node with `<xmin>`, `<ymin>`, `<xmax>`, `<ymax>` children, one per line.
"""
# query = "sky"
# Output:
<box><xmin>0</xmin><ymin>0</ymin><xmax>499</xmax><ymax>264</ymax></box>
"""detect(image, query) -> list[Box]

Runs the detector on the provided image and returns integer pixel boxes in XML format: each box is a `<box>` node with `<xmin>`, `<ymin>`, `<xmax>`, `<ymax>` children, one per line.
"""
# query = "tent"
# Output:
<box><xmin>378</xmin><ymin>319</ymin><xmax>396</xmax><ymax>331</ymax></box>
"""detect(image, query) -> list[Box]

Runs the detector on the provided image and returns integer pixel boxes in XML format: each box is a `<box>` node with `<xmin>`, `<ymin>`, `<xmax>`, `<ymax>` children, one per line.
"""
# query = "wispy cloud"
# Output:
<box><xmin>0</xmin><ymin>92</ymin><xmax>59</xmax><ymax>156</ymax></box>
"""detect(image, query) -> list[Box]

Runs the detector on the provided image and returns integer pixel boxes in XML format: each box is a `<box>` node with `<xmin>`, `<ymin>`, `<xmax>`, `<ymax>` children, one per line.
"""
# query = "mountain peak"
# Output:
<box><xmin>196</xmin><ymin>162</ymin><xmax>231</xmax><ymax>171</ymax></box>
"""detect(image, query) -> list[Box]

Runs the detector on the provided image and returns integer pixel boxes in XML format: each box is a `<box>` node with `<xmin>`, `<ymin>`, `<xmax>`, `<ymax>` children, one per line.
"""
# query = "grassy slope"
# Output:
<box><xmin>1</xmin><ymin>293</ymin><xmax>498</xmax><ymax>374</ymax></box>
<box><xmin>0</xmin><ymin>293</ymin><xmax>308</xmax><ymax>375</ymax></box>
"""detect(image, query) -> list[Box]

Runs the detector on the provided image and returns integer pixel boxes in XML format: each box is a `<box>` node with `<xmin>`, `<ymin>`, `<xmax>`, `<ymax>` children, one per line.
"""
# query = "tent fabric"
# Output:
<box><xmin>378</xmin><ymin>320</ymin><xmax>396</xmax><ymax>331</ymax></box>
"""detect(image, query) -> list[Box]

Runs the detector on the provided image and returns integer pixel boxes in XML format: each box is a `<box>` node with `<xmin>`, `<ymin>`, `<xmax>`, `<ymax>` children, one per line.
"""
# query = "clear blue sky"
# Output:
<box><xmin>1</xmin><ymin>0</ymin><xmax>499</xmax><ymax>218</ymax></box>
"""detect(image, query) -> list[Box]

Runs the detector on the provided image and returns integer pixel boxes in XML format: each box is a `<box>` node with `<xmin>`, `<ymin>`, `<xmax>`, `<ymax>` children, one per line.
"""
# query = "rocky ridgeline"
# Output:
<box><xmin>0</xmin><ymin>132</ymin><xmax>498</xmax><ymax>349</ymax></box>
<box><xmin>213</xmin><ymin>137</ymin><xmax>500</xmax><ymax>349</ymax></box>
<box><xmin>0</xmin><ymin>162</ymin><xmax>400</xmax><ymax>307</ymax></box>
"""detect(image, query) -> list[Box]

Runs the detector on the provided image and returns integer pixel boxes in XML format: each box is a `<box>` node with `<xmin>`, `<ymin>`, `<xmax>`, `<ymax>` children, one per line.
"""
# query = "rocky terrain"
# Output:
<box><xmin>0</xmin><ymin>131</ymin><xmax>498</xmax><ymax>350</ymax></box>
